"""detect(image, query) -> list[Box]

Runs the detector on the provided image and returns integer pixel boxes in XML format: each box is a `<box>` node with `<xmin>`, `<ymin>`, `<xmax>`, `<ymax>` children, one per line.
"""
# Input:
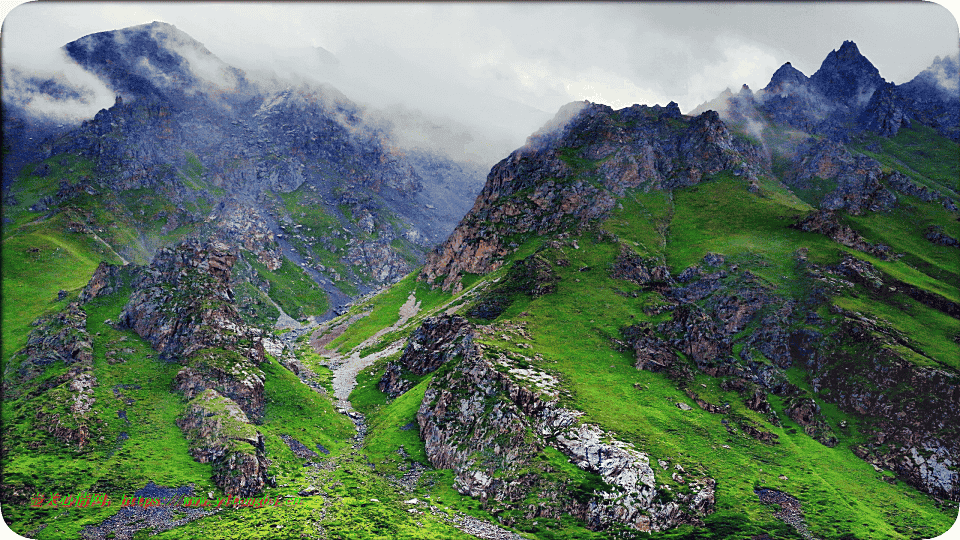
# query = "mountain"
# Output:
<box><xmin>3</xmin><ymin>22</ymin><xmax>487</xmax><ymax>319</ymax></box>
<box><xmin>2</xmin><ymin>34</ymin><xmax>959</xmax><ymax>540</ymax></box>
<box><xmin>694</xmin><ymin>42</ymin><xmax>960</xmax><ymax>145</ymax></box>
<box><xmin>62</xmin><ymin>22</ymin><xmax>255</xmax><ymax>105</ymax></box>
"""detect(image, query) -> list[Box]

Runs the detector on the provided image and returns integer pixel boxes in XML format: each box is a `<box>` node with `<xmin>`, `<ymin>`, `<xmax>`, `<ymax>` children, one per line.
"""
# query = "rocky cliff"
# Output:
<box><xmin>382</xmin><ymin>315</ymin><xmax>716</xmax><ymax>533</ymax></box>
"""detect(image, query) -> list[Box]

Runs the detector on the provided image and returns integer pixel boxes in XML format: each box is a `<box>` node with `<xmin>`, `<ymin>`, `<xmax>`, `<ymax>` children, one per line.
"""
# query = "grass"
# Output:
<box><xmin>842</xmin><ymin>195</ymin><xmax>960</xmax><ymax>299</ymax></box>
<box><xmin>275</xmin><ymin>186</ymin><xmax>359</xmax><ymax>295</ymax></box>
<box><xmin>854</xmin><ymin>125</ymin><xmax>959</xmax><ymax>197</ymax></box>
<box><xmin>833</xmin><ymin>292</ymin><xmax>959</xmax><ymax>371</ymax></box>
<box><xmin>1</xmin><ymin>287</ymin><xmax>220</xmax><ymax>539</ymax></box>
<box><xmin>247</xmin><ymin>256</ymin><xmax>329</xmax><ymax>321</ymax></box>
<box><xmin>2</xmin><ymin>154</ymin><xmax>96</xmax><ymax>232</ymax></box>
<box><xmin>333</xmin><ymin>163</ymin><xmax>959</xmax><ymax>538</ymax></box>
<box><xmin>501</xmin><ymin>226</ymin><xmax>956</xmax><ymax>539</ymax></box>
<box><xmin>328</xmin><ymin>273</ymin><xmax>451</xmax><ymax>354</ymax></box>
<box><xmin>1</xmin><ymin>215</ymin><xmax>121</xmax><ymax>362</ymax></box>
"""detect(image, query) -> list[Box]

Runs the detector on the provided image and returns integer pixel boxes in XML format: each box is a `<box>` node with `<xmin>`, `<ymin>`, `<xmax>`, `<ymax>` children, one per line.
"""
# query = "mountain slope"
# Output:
<box><xmin>335</xmin><ymin>42</ymin><xmax>958</xmax><ymax>539</ymax></box>
<box><xmin>3</xmin><ymin>22</ymin><xmax>487</xmax><ymax>321</ymax></box>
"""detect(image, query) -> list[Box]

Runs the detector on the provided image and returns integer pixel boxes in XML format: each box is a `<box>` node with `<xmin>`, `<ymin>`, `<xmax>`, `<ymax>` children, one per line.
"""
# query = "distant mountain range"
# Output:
<box><xmin>692</xmin><ymin>40</ymin><xmax>959</xmax><ymax>141</ymax></box>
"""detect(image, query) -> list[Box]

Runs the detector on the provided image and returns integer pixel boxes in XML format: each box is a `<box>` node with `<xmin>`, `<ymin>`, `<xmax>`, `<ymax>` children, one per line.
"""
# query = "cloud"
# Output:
<box><xmin>2</xmin><ymin>48</ymin><xmax>116</xmax><ymax>124</ymax></box>
<box><xmin>2</xmin><ymin>2</ymin><xmax>957</xmax><ymax>156</ymax></box>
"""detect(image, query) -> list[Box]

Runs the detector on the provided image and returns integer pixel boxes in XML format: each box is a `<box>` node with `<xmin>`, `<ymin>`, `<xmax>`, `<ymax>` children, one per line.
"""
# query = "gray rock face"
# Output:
<box><xmin>408</xmin><ymin>318</ymin><xmax>715</xmax><ymax>532</ymax></box>
<box><xmin>379</xmin><ymin>314</ymin><xmax>474</xmax><ymax>397</ymax></box>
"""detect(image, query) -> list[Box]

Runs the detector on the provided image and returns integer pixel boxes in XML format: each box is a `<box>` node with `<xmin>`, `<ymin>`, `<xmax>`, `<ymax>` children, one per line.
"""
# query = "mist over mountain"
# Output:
<box><xmin>693</xmin><ymin>40</ymin><xmax>960</xmax><ymax>145</ymax></box>
<box><xmin>3</xmin><ymin>21</ymin><xmax>489</xmax><ymax>315</ymax></box>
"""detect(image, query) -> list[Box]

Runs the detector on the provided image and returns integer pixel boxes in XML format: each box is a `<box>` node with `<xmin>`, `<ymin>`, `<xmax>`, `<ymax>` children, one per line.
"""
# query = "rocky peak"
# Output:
<box><xmin>422</xmin><ymin>104</ymin><xmax>766</xmax><ymax>291</ymax></box>
<box><xmin>764</xmin><ymin>62</ymin><xmax>809</xmax><ymax>94</ymax></box>
<box><xmin>810</xmin><ymin>40</ymin><xmax>884</xmax><ymax>106</ymax></box>
<box><xmin>904</xmin><ymin>54</ymin><xmax>959</xmax><ymax>96</ymax></box>
<box><xmin>63</xmin><ymin>21</ymin><xmax>248</xmax><ymax>104</ymax></box>
<box><xmin>859</xmin><ymin>81</ymin><xmax>912</xmax><ymax>137</ymax></box>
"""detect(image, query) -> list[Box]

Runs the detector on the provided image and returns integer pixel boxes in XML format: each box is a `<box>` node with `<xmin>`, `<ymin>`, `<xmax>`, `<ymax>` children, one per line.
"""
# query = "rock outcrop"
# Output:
<box><xmin>787</xmin><ymin>139</ymin><xmax>896</xmax><ymax>214</ymax></box>
<box><xmin>417</xmin><ymin>340</ymin><xmax>715</xmax><ymax>532</ymax></box>
<box><xmin>176</xmin><ymin>389</ymin><xmax>273</xmax><ymax>496</ymax></box>
<box><xmin>791</xmin><ymin>210</ymin><xmax>893</xmax><ymax>259</ymax></box>
<box><xmin>378</xmin><ymin>315</ymin><xmax>474</xmax><ymax>397</ymax></box>
<box><xmin>388</xmin><ymin>316</ymin><xmax>716</xmax><ymax>532</ymax></box>
<box><xmin>805</xmin><ymin>311</ymin><xmax>960</xmax><ymax>500</ymax></box>
<box><xmin>117</xmin><ymin>239</ymin><xmax>268</xmax><ymax>420</ymax></box>
<box><xmin>3</xmin><ymin>301</ymin><xmax>102</xmax><ymax>449</ymax></box>
<box><xmin>111</xmin><ymin>239</ymin><xmax>273</xmax><ymax>495</ymax></box>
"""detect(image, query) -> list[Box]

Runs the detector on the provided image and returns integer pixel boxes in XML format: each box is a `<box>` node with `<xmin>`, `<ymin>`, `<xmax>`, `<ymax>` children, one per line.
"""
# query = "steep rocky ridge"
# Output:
<box><xmin>422</xmin><ymin>101</ymin><xmax>766</xmax><ymax>291</ymax></box>
<box><xmin>107</xmin><ymin>239</ymin><xmax>273</xmax><ymax>495</ymax></box>
<box><xmin>382</xmin><ymin>315</ymin><xmax>716</xmax><ymax>533</ymax></box>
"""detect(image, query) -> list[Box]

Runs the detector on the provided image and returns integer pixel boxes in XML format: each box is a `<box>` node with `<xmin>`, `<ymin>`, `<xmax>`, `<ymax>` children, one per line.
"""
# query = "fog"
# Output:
<box><xmin>2</xmin><ymin>2</ymin><xmax>958</xmax><ymax>165</ymax></box>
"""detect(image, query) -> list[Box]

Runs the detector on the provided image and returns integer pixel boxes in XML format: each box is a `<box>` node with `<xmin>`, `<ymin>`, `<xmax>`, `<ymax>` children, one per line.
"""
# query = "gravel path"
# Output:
<box><xmin>81</xmin><ymin>483</ymin><xmax>216</xmax><ymax>540</ymax></box>
<box><xmin>322</xmin><ymin>291</ymin><xmax>420</xmax><ymax>413</ymax></box>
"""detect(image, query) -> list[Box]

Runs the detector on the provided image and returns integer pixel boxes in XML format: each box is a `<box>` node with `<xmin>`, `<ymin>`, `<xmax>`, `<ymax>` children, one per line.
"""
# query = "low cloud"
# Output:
<box><xmin>2</xmin><ymin>48</ymin><xmax>116</xmax><ymax>124</ymax></box>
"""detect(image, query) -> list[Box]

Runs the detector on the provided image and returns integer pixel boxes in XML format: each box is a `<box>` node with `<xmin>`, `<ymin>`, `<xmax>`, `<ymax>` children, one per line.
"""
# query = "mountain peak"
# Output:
<box><xmin>64</xmin><ymin>22</ymin><xmax>245</xmax><ymax>102</ymax></box>
<box><xmin>810</xmin><ymin>40</ymin><xmax>884</xmax><ymax>105</ymax></box>
<box><xmin>836</xmin><ymin>40</ymin><xmax>861</xmax><ymax>57</ymax></box>
<box><xmin>764</xmin><ymin>62</ymin><xmax>809</xmax><ymax>94</ymax></box>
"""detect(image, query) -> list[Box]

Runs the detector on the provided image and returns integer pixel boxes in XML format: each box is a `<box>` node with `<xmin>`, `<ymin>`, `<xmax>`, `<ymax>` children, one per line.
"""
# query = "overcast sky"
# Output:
<box><xmin>2</xmin><ymin>2</ymin><xmax>959</xmax><ymax>160</ymax></box>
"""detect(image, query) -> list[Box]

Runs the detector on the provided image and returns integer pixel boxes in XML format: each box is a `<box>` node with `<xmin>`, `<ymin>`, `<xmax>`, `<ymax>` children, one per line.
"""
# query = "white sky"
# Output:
<box><xmin>2</xmin><ymin>2</ymin><xmax>959</xmax><ymax>155</ymax></box>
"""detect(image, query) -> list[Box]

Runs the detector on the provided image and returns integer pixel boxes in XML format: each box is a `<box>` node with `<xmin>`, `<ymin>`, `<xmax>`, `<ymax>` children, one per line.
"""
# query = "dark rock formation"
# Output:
<box><xmin>79</xmin><ymin>262</ymin><xmax>132</xmax><ymax>304</ymax></box>
<box><xmin>621</xmin><ymin>324</ymin><xmax>677</xmax><ymax>374</ymax></box>
<box><xmin>610</xmin><ymin>244</ymin><xmax>672</xmax><ymax>287</ymax></box>
<box><xmin>860</xmin><ymin>82</ymin><xmax>913</xmax><ymax>137</ymax></box>
<box><xmin>925</xmin><ymin>225</ymin><xmax>959</xmax><ymax>248</ymax></box>
<box><xmin>791</xmin><ymin>210</ymin><xmax>892</xmax><ymax>259</ymax></box>
<box><xmin>175</xmin><ymin>389</ymin><xmax>273</xmax><ymax>496</ymax></box>
<box><xmin>8</xmin><ymin>302</ymin><xmax>93</xmax><ymax>381</ymax></box>
<box><xmin>787</xmin><ymin>139</ymin><xmax>896</xmax><ymax>214</ymax></box>
<box><xmin>805</xmin><ymin>312</ymin><xmax>960</xmax><ymax>499</ymax></box>
<box><xmin>466</xmin><ymin>249</ymin><xmax>562</xmax><ymax>320</ymax></box>
<box><xmin>783</xmin><ymin>396</ymin><xmax>838</xmax><ymax>447</ymax></box>
<box><xmin>118</xmin><ymin>240</ymin><xmax>264</xmax><ymax>362</ymax></box>
<box><xmin>810</xmin><ymin>41</ymin><xmax>884</xmax><ymax>109</ymax></box>
<box><xmin>378</xmin><ymin>315</ymin><xmax>474</xmax><ymax>397</ymax></box>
